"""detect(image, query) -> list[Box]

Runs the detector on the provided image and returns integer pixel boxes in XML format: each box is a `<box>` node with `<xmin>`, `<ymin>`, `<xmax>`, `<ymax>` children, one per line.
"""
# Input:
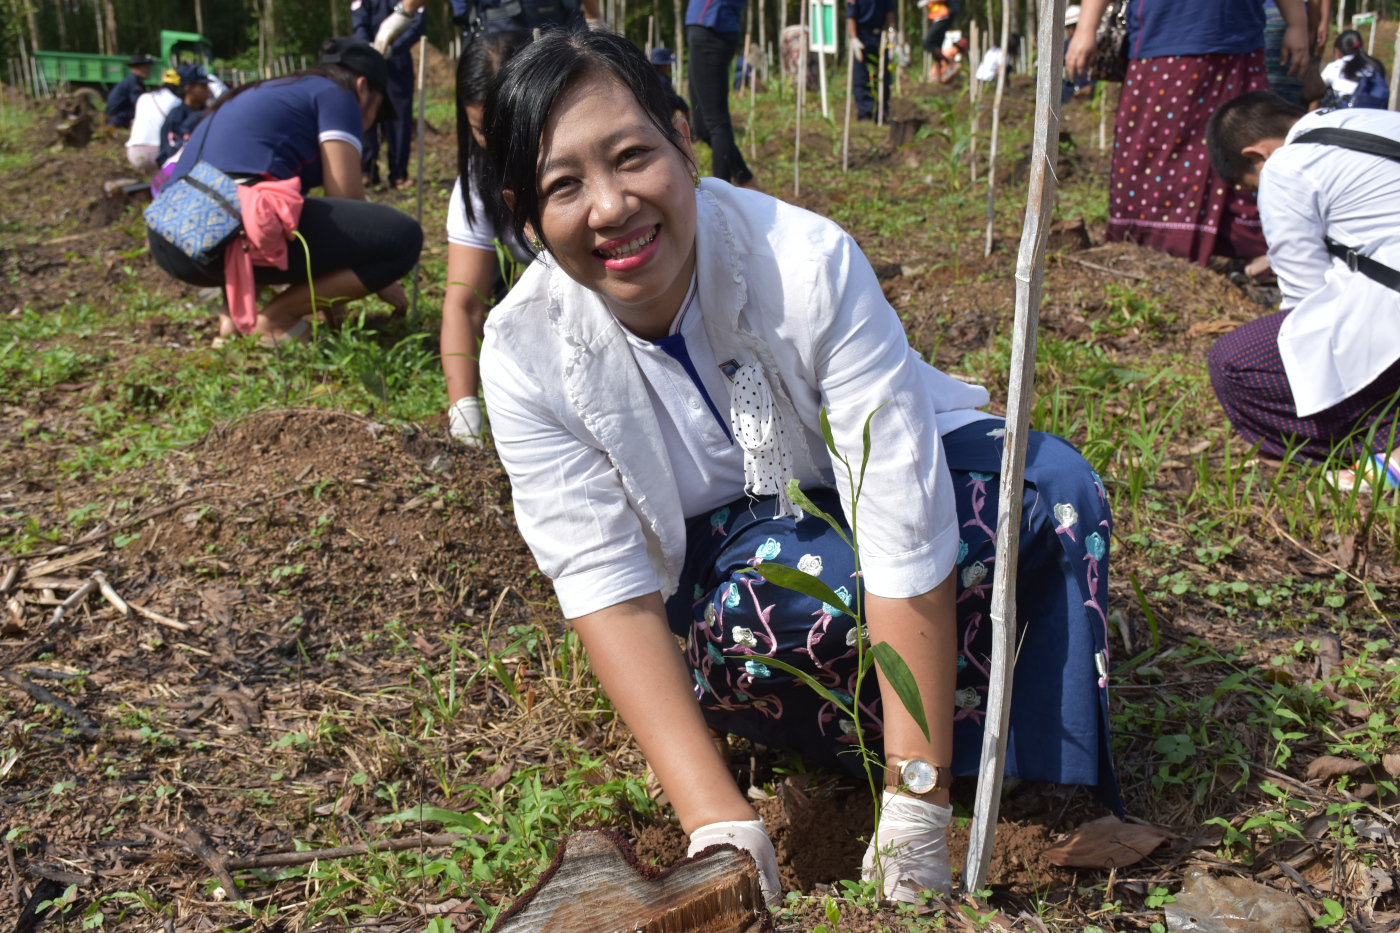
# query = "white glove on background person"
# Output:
<box><xmin>861</xmin><ymin>791</ymin><xmax>953</xmax><ymax>903</ymax></box>
<box><xmin>688</xmin><ymin>819</ymin><xmax>781</xmax><ymax>906</ymax></box>
<box><xmin>448</xmin><ymin>396</ymin><xmax>485</xmax><ymax>447</ymax></box>
<box><xmin>373</xmin><ymin>9</ymin><xmax>416</xmax><ymax>53</ymax></box>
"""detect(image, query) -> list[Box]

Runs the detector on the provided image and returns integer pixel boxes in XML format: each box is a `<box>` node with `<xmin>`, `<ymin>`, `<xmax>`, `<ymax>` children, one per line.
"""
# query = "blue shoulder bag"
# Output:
<box><xmin>143</xmin><ymin>108</ymin><xmax>244</xmax><ymax>265</ymax></box>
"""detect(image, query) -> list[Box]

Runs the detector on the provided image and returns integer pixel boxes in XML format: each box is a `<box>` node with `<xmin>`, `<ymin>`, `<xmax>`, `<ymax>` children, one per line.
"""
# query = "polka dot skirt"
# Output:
<box><xmin>1105</xmin><ymin>49</ymin><xmax>1270</xmax><ymax>265</ymax></box>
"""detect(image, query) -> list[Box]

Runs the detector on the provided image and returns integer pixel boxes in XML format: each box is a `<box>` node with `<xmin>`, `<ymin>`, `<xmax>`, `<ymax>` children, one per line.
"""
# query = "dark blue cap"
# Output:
<box><xmin>649</xmin><ymin>47</ymin><xmax>676</xmax><ymax>66</ymax></box>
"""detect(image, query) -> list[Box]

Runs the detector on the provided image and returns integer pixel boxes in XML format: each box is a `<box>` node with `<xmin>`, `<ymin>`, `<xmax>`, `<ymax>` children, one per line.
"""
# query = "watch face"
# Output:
<box><xmin>903</xmin><ymin>758</ymin><xmax>937</xmax><ymax>794</ymax></box>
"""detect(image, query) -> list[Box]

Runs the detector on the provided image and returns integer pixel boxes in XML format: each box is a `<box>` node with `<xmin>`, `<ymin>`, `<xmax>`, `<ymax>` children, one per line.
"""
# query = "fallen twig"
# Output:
<box><xmin>1266</xmin><ymin>516</ymin><xmax>1390</xmax><ymax>627</ymax></box>
<box><xmin>0</xmin><ymin>565</ymin><xmax>18</xmax><ymax>597</ymax></box>
<box><xmin>225</xmin><ymin>833</ymin><xmax>473</xmax><ymax>869</ymax></box>
<box><xmin>1</xmin><ymin>669</ymin><xmax>97</xmax><ymax>728</ymax></box>
<box><xmin>181</xmin><ymin>824</ymin><xmax>241</xmax><ymax>899</ymax></box>
<box><xmin>42</xmin><ymin>492</ymin><xmax>213</xmax><ymax>558</ymax></box>
<box><xmin>48</xmin><ymin>578</ymin><xmax>97</xmax><ymax>627</ymax></box>
<box><xmin>131</xmin><ymin>602</ymin><xmax>191</xmax><ymax>633</ymax></box>
<box><xmin>91</xmin><ymin>571</ymin><xmax>130</xmax><ymax>618</ymax></box>
<box><xmin>1062</xmin><ymin>254</ymin><xmax>1151</xmax><ymax>281</ymax></box>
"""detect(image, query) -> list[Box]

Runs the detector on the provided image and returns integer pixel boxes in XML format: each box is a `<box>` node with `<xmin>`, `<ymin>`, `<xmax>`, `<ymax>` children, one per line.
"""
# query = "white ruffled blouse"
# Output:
<box><xmin>480</xmin><ymin>179</ymin><xmax>995</xmax><ymax>619</ymax></box>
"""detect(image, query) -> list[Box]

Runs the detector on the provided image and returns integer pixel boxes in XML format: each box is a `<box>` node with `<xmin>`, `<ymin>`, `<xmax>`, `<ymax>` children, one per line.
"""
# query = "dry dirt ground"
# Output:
<box><xmin>1</xmin><ymin>52</ymin><xmax>1398</xmax><ymax>933</ymax></box>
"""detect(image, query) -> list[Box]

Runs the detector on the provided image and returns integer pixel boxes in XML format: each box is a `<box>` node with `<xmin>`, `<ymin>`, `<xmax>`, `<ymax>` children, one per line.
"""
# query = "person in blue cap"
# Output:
<box><xmin>105</xmin><ymin>54</ymin><xmax>152</xmax><ymax>128</ymax></box>
<box><xmin>686</xmin><ymin>0</ymin><xmax>757</xmax><ymax>186</ymax></box>
<box><xmin>847</xmin><ymin>0</ymin><xmax>894</xmax><ymax>121</ymax></box>
<box><xmin>650</xmin><ymin>46</ymin><xmax>691</xmax><ymax>117</ymax></box>
<box><xmin>156</xmin><ymin>65</ymin><xmax>213</xmax><ymax>166</ymax></box>
<box><xmin>352</xmin><ymin>0</ymin><xmax>425</xmax><ymax>188</ymax></box>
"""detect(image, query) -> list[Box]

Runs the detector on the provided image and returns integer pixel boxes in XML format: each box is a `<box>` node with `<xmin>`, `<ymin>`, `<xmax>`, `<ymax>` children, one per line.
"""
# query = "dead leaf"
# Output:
<box><xmin>481</xmin><ymin>761</ymin><xmax>514</xmax><ymax>789</ymax></box>
<box><xmin>1305</xmin><ymin>755</ymin><xmax>1368</xmax><ymax>782</ymax></box>
<box><xmin>1382</xmin><ymin>750</ymin><xmax>1400</xmax><ymax>777</ymax></box>
<box><xmin>411</xmin><ymin>632</ymin><xmax>444</xmax><ymax>657</ymax></box>
<box><xmin>1041</xmin><ymin>816</ymin><xmax>1169</xmax><ymax>869</ymax></box>
<box><xmin>1186</xmin><ymin>320</ymin><xmax>1239</xmax><ymax>338</ymax></box>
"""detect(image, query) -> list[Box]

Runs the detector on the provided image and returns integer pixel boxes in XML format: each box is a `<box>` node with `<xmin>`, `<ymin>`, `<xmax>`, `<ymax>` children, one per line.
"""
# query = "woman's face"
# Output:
<box><xmin>530</xmin><ymin>69</ymin><xmax>697</xmax><ymax>337</ymax></box>
<box><xmin>354</xmin><ymin>76</ymin><xmax>383</xmax><ymax>131</ymax></box>
<box><xmin>465</xmin><ymin>102</ymin><xmax>487</xmax><ymax>148</ymax></box>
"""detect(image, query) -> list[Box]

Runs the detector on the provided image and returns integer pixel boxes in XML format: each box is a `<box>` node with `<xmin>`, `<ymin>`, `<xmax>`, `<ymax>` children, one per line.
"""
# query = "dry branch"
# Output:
<box><xmin>47</xmin><ymin>577</ymin><xmax>97</xmax><ymax>627</ymax></box>
<box><xmin>225</xmin><ymin>833</ymin><xmax>473</xmax><ymax>869</ymax></box>
<box><xmin>2</xmin><ymin>669</ymin><xmax>97</xmax><ymax>728</ymax></box>
<box><xmin>91</xmin><ymin>570</ymin><xmax>130</xmax><ymax>617</ymax></box>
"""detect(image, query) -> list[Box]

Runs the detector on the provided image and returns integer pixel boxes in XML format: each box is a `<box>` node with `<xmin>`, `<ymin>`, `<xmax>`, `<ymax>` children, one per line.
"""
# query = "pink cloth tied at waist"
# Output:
<box><xmin>223</xmin><ymin>177</ymin><xmax>304</xmax><ymax>334</ymax></box>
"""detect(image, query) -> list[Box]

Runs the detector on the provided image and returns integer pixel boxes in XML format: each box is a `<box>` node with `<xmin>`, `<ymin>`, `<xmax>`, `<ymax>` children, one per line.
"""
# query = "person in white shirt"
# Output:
<box><xmin>480</xmin><ymin>31</ymin><xmax>1118</xmax><ymax>903</ymax></box>
<box><xmin>126</xmin><ymin>70</ymin><xmax>182</xmax><ymax>172</ymax></box>
<box><xmin>442</xmin><ymin>32</ymin><xmax>532</xmax><ymax>447</ymax></box>
<box><xmin>1206</xmin><ymin>91</ymin><xmax>1400</xmax><ymax>490</ymax></box>
<box><xmin>1318</xmin><ymin>29</ymin><xmax>1387</xmax><ymax>110</ymax></box>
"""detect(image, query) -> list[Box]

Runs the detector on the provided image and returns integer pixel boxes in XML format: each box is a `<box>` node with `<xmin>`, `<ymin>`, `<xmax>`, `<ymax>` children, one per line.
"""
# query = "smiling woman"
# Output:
<box><xmin>479</xmin><ymin>30</ymin><xmax>1120</xmax><ymax>905</ymax></box>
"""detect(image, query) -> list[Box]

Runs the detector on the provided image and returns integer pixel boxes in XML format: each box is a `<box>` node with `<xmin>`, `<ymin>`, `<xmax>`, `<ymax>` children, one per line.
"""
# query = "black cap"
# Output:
<box><xmin>127</xmin><ymin>53</ymin><xmax>153</xmax><ymax>66</ymax></box>
<box><xmin>177</xmin><ymin>63</ymin><xmax>210</xmax><ymax>86</ymax></box>
<box><xmin>318</xmin><ymin>37</ymin><xmax>397</xmax><ymax>123</ymax></box>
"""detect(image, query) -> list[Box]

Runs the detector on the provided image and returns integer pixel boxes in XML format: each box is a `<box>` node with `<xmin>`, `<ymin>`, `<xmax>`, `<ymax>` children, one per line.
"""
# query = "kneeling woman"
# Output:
<box><xmin>146</xmin><ymin>38</ymin><xmax>422</xmax><ymax>343</ymax></box>
<box><xmin>481</xmin><ymin>32</ymin><xmax>1116</xmax><ymax>902</ymax></box>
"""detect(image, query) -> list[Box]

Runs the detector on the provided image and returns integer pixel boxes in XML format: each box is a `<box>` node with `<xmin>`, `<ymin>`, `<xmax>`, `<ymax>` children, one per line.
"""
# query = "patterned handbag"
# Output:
<box><xmin>143</xmin><ymin>112</ymin><xmax>243</xmax><ymax>265</ymax></box>
<box><xmin>1090</xmin><ymin>0</ymin><xmax>1129</xmax><ymax>83</ymax></box>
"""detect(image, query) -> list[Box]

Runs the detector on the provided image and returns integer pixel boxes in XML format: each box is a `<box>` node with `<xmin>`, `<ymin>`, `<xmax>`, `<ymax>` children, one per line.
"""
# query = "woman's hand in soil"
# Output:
<box><xmin>861</xmin><ymin>791</ymin><xmax>954</xmax><ymax>902</ymax></box>
<box><xmin>376</xmin><ymin>282</ymin><xmax>408</xmax><ymax>314</ymax></box>
<box><xmin>688</xmin><ymin>820</ymin><xmax>781</xmax><ymax>905</ymax></box>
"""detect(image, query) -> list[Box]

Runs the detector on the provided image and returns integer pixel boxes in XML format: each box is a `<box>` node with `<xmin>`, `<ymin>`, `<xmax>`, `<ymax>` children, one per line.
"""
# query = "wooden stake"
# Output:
<box><xmin>1392</xmin><ymin>24</ymin><xmax>1400</xmax><ymax>109</ymax></box>
<box><xmin>1098</xmin><ymin>82</ymin><xmax>1108</xmax><ymax>150</ymax></box>
<box><xmin>962</xmin><ymin>0</ymin><xmax>1065</xmax><ymax>894</ymax></box>
<box><xmin>750</xmin><ymin>39</ymin><xmax>759</xmax><ymax>159</ymax></box>
<box><xmin>983</xmin><ymin>0</ymin><xmax>1010</xmax><ymax>257</ymax></box>
<box><xmin>674</xmin><ymin>0</ymin><xmax>684</xmax><ymax>87</ymax></box>
<box><xmin>816</xmin><ymin>25</ymin><xmax>829</xmax><ymax>117</ymax></box>
<box><xmin>969</xmin><ymin>21</ymin><xmax>980</xmax><ymax>182</ymax></box>
<box><xmin>411</xmin><ymin>36</ymin><xmax>427</xmax><ymax>317</ymax></box>
<box><xmin>876</xmin><ymin>28</ymin><xmax>886</xmax><ymax>126</ymax></box>
<box><xmin>646</xmin><ymin>13</ymin><xmax>654</xmax><ymax>55</ymax></box>
<box><xmin>842</xmin><ymin>40</ymin><xmax>854</xmax><ymax>171</ymax></box>
<box><xmin>795</xmin><ymin>0</ymin><xmax>807</xmax><ymax>196</ymax></box>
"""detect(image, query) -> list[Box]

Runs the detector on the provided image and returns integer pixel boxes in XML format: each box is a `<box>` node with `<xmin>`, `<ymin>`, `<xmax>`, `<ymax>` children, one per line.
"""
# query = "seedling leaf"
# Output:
<box><xmin>871</xmin><ymin>641</ymin><xmax>930</xmax><ymax>743</ymax></box>
<box><xmin>754</xmin><ymin>562</ymin><xmax>854</xmax><ymax>617</ymax></box>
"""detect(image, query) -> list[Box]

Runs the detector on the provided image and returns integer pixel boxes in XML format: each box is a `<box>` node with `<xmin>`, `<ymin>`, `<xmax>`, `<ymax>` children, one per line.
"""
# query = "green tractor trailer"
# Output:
<box><xmin>31</xmin><ymin>31</ymin><xmax>244</xmax><ymax>101</ymax></box>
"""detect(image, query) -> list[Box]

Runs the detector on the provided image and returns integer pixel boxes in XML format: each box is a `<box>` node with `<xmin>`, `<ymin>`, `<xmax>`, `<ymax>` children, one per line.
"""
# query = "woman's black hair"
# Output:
<box><xmin>483</xmin><ymin>29</ymin><xmax>694</xmax><ymax>254</ymax></box>
<box><xmin>203</xmin><ymin>64</ymin><xmax>362</xmax><ymax>118</ymax></box>
<box><xmin>457</xmin><ymin>32</ymin><xmax>528</xmax><ymax>229</ymax></box>
<box><xmin>1335</xmin><ymin>29</ymin><xmax>1386</xmax><ymax>82</ymax></box>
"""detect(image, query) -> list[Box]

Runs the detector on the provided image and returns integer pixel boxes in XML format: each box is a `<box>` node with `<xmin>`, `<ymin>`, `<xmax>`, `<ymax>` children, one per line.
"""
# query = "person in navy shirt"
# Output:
<box><xmin>105</xmin><ymin>54</ymin><xmax>152</xmax><ymax>128</ymax></box>
<box><xmin>156</xmin><ymin>66</ymin><xmax>212</xmax><ymax>165</ymax></box>
<box><xmin>148</xmin><ymin>38</ymin><xmax>423</xmax><ymax>345</ymax></box>
<box><xmin>352</xmin><ymin>0</ymin><xmax>424</xmax><ymax>187</ymax></box>
<box><xmin>847</xmin><ymin>0</ymin><xmax>894</xmax><ymax>121</ymax></box>
<box><xmin>686</xmin><ymin>0</ymin><xmax>756</xmax><ymax>187</ymax></box>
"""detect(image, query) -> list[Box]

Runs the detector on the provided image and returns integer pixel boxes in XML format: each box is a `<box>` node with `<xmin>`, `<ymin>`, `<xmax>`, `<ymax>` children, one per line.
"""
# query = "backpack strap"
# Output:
<box><xmin>1291</xmin><ymin>127</ymin><xmax>1400</xmax><ymax>293</ymax></box>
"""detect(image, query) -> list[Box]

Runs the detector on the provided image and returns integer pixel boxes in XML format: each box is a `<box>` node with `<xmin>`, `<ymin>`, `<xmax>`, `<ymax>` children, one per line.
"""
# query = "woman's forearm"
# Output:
<box><xmin>864</xmin><ymin>572</ymin><xmax>957</xmax><ymax>807</ymax></box>
<box><xmin>571</xmin><ymin>593</ymin><xmax>756</xmax><ymax>834</ymax></box>
<box><xmin>442</xmin><ymin>244</ymin><xmax>497</xmax><ymax>404</ymax></box>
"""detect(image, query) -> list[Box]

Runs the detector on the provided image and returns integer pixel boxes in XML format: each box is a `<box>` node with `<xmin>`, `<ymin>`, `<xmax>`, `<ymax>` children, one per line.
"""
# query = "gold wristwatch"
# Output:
<box><xmin>885</xmin><ymin>756</ymin><xmax>949</xmax><ymax>796</ymax></box>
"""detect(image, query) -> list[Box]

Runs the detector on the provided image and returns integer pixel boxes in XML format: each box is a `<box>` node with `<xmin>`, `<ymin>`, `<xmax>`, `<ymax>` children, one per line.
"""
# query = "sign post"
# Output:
<box><xmin>808</xmin><ymin>0</ymin><xmax>835</xmax><ymax>118</ymax></box>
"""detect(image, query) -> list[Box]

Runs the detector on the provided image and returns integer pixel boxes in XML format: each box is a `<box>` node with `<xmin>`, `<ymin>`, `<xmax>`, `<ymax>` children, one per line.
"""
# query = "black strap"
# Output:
<box><xmin>1326</xmin><ymin>238</ymin><xmax>1400</xmax><ymax>291</ymax></box>
<box><xmin>1291</xmin><ymin>127</ymin><xmax>1400</xmax><ymax>292</ymax></box>
<box><xmin>1293</xmin><ymin>127</ymin><xmax>1400</xmax><ymax>163</ymax></box>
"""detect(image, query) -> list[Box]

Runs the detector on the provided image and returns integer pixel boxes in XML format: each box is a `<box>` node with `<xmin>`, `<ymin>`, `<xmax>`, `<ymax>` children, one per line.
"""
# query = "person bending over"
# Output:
<box><xmin>1319</xmin><ymin>29</ymin><xmax>1389</xmax><ymax>110</ymax></box>
<box><xmin>145</xmin><ymin>38</ymin><xmax>422</xmax><ymax>345</ymax></box>
<box><xmin>442</xmin><ymin>32</ymin><xmax>533</xmax><ymax>447</ymax></box>
<box><xmin>479</xmin><ymin>30</ymin><xmax>1119</xmax><ymax>903</ymax></box>
<box><xmin>917</xmin><ymin>0</ymin><xmax>958</xmax><ymax>83</ymax></box>
<box><xmin>1206</xmin><ymin>91</ymin><xmax>1400</xmax><ymax>489</ymax></box>
<box><xmin>126</xmin><ymin>69</ymin><xmax>182</xmax><ymax>172</ymax></box>
<box><xmin>106</xmin><ymin>54</ymin><xmax>152</xmax><ymax>129</ymax></box>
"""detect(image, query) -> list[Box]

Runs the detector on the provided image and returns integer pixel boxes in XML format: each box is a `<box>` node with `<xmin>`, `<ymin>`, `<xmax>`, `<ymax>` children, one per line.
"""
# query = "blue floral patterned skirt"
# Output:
<box><xmin>664</xmin><ymin>419</ymin><xmax>1119</xmax><ymax>808</ymax></box>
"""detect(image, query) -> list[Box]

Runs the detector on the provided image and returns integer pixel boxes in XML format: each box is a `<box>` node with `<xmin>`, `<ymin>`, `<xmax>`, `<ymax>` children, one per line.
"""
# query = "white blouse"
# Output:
<box><xmin>480</xmin><ymin>180</ymin><xmax>994</xmax><ymax>619</ymax></box>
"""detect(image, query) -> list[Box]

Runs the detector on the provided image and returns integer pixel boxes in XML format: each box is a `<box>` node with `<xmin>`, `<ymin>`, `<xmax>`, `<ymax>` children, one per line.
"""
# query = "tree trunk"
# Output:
<box><xmin>195</xmin><ymin>0</ymin><xmax>205</xmax><ymax>36</ymax></box>
<box><xmin>331</xmin><ymin>0</ymin><xmax>340</xmax><ymax>36</ymax></box>
<box><xmin>103</xmin><ymin>0</ymin><xmax>116</xmax><ymax>54</ymax></box>
<box><xmin>673</xmin><ymin>0</ymin><xmax>683</xmax><ymax>86</ymax></box>
<box><xmin>23</xmin><ymin>0</ymin><xmax>40</xmax><ymax>54</ymax></box>
<box><xmin>264</xmin><ymin>0</ymin><xmax>277</xmax><ymax>56</ymax></box>
<box><xmin>94</xmin><ymin>0</ymin><xmax>105</xmax><ymax>56</ymax></box>
<box><xmin>55</xmin><ymin>0</ymin><xmax>67</xmax><ymax>51</ymax></box>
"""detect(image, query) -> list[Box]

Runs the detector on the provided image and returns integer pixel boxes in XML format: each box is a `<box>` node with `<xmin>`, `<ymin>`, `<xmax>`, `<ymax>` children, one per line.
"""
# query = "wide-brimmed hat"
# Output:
<box><xmin>649</xmin><ymin>47</ymin><xmax>676</xmax><ymax>67</ymax></box>
<box><xmin>318</xmin><ymin>37</ymin><xmax>397</xmax><ymax>123</ymax></box>
<box><xmin>1065</xmin><ymin>4</ymin><xmax>1081</xmax><ymax>25</ymax></box>
<box><xmin>127</xmin><ymin>53</ymin><xmax>153</xmax><ymax>66</ymax></box>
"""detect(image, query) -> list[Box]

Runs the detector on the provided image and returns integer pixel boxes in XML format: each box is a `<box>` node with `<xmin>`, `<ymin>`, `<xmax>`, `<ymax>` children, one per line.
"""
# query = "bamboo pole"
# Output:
<box><xmin>647</xmin><ymin>13</ymin><xmax>654</xmax><ymax>54</ymax></box>
<box><xmin>795</xmin><ymin>0</ymin><xmax>807</xmax><ymax>196</ymax></box>
<box><xmin>842</xmin><ymin>40</ymin><xmax>854</xmax><ymax>170</ymax></box>
<box><xmin>1391</xmin><ymin>28</ymin><xmax>1400</xmax><ymax>108</ymax></box>
<box><xmin>962</xmin><ymin>0</ymin><xmax>1065</xmax><ymax>892</ymax></box>
<box><xmin>750</xmin><ymin>39</ymin><xmax>758</xmax><ymax>159</ymax></box>
<box><xmin>983</xmin><ymin>0</ymin><xmax>1010</xmax><ymax>257</ymax></box>
<box><xmin>1098</xmin><ymin>82</ymin><xmax>1108</xmax><ymax>150</ymax></box>
<box><xmin>816</xmin><ymin>9</ymin><xmax>829</xmax><ymax>118</ymax></box>
<box><xmin>674</xmin><ymin>0</ymin><xmax>684</xmax><ymax>87</ymax></box>
<box><xmin>758</xmin><ymin>0</ymin><xmax>766</xmax><ymax>74</ymax></box>
<box><xmin>876</xmin><ymin>28</ymin><xmax>886</xmax><ymax>125</ymax></box>
<box><xmin>969</xmin><ymin>21</ymin><xmax>980</xmax><ymax>182</ymax></box>
<box><xmin>411</xmin><ymin>36</ymin><xmax>427</xmax><ymax>317</ymax></box>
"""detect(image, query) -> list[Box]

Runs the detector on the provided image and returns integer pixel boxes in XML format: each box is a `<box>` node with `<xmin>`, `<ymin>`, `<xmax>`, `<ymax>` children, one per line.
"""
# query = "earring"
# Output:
<box><xmin>692</xmin><ymin>171</ymin><xmax>701</xmax><ymax>189</ymax></box>
<box><xmin>531</xmin><ymin>235</ymin><xmax>544</xmax><ymax>252</ymax></box>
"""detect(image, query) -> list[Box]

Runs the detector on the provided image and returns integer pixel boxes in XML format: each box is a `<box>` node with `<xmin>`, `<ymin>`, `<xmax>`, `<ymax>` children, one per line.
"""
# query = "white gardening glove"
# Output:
<box><xmin>851</xmin><ymin>35</ymin><xmax>865</xmax><ymax>52</ymax></box>
<box><xmin>373</xmin><ymin>8</ymin><xmax>416</xmax><ymax>53</ymax></box>
<box><xmin>861</xmin><ymin>791</ymin><xmax>953</xmax><ymax>903</ymax></box>
<box><xmin>688</xmin><ymin>819</ymin><xmax>781</xmax><ymax>906</ymax></box>
<box><xmin>448</xmin><ymin>396</ymin><xmax>485</xmax><ymax>447</ymax></box>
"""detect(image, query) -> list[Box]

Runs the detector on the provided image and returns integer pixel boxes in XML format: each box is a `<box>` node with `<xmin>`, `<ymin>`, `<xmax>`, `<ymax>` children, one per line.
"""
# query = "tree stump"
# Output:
<box><xmin>494</xmin><ymin>829</ymin><xmax>769</xmax><ymax>933</ymax></box>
